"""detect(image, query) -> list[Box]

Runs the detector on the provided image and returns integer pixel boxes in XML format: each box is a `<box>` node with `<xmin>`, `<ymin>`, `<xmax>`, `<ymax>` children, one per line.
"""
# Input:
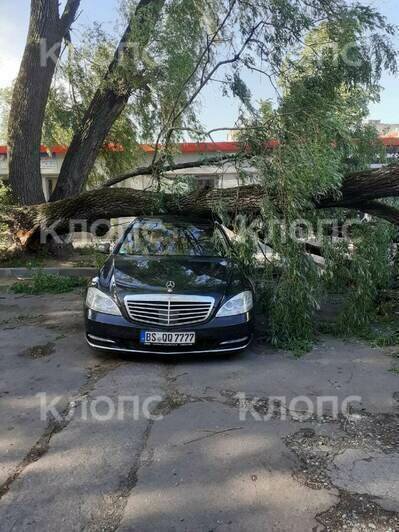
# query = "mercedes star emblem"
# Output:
<box><xmin>166</xmin><ymin>280</ymin><xmax>176</xmax><ymax>293</ymax></box>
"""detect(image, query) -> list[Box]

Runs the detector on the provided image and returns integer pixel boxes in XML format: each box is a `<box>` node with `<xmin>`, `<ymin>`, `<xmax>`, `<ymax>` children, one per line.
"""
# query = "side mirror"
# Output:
<box><xmin>98</xmin><ymin>243</ymin><xmax>110</xmax><ymax>254</ymax></box>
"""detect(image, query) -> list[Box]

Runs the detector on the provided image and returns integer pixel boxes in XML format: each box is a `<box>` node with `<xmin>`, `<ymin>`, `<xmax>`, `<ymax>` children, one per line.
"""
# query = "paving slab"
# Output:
<box><xmin>329</xmin><ymin>449</ymin><xmax>399</xmax><ymax>512</ymax></box>
<box><xmin>166</xmin><ymin>337</ymin><xmax>399</xmax><ymax>415</ymax></box>
<box><xmin>0</xmin><ymin>364</ymin><xmax>165</xmax><ymax>531</ymax></box>
<box><xmin>119</xmin><ymin>401</ymin><xmax>337</xmax><ymax>531</ymax></box>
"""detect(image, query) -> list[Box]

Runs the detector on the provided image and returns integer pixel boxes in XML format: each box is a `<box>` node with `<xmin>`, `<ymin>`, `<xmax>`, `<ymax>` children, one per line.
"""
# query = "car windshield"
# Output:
<box><xmin>117</xmin><ymin>219</ymin><xmax>228</xmax><ymax>257</ymax></box>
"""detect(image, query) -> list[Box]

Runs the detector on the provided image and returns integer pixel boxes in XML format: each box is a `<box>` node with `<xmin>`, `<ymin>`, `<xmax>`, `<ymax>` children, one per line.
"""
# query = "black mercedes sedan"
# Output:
<box><xmin>85</xmin><ymin>215</ymin><xmax>254</xmax><ymax>354</ymax></box>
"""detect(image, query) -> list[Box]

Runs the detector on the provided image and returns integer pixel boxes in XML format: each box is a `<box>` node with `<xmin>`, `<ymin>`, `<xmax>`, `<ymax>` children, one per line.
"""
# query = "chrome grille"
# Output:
<box><xmin>124</xmin><ymin>294</ymin><xmax>214</xmax><ymax>326</ymax></box>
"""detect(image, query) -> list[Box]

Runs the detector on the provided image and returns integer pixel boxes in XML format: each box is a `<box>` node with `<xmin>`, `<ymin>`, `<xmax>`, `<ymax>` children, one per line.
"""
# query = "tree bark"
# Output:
<box><xmin>2</xmin><ymin>185</ymin><xmax>263</xmax><ymax>250</ymax></box>
<box><xmin>3</xmin><ymin>163</ymin><xmax>399</xmax><ymax>251</ymax></box>
<box><xmin>318</xmin><ymin>165</ymin><xmax>399</xmax><ymax>207</ymax></box>
<box><xmin>51</xmin><ymin>0</ymin><xmax>164</xmax><ymax>201</ymax></box>
<box><xmin>7</xmin><ymin>0</ymin><xmax>80</xmax><ymax>205</ymax></box>
<box><xmin>0</xmin><ymin>169</ymin><xmax>395</xmax><ymax>249</ymax></box>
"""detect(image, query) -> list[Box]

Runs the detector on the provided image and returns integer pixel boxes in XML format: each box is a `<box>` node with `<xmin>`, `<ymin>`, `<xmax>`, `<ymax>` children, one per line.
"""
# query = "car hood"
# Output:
<box><xmin>111</xmin><ymin>255</ymin><xmax>235</xmax><ymax>295</ymax></box>
<box><xmin>98</xmin><ymin>255</ymin><xmax>250</xmax><ymax>312</ymax></box>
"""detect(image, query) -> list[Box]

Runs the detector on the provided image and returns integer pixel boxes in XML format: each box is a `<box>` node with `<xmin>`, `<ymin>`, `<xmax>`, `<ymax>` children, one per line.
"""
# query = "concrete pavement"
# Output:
<box><xmin>0</xmin><ymin>289</ymin><xmax>398</xmax><ymax>531</ymax></box>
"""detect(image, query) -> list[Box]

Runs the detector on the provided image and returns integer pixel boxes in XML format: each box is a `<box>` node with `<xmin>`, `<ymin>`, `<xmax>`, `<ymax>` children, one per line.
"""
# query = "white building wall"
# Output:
<box><xmin>0</xmin><ymin>153</ymin><xmax>62</xmax><ymax>200</ymax></box>
<box><xmin>114</xmin><ymin>151</ymin><xmax>256</xmax><ymax>191</ymax></box>
<box><xmin>0</xmin><ymin>148</ymin><xmax>254</xmax><ymax>198</ymax></box>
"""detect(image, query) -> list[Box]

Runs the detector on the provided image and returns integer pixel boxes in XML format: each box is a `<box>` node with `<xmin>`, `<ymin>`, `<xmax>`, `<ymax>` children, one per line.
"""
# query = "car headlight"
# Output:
<box><xmin>86</xmin><ymin>287</ymin><xmax>121</xmax><ymax>316</ymax></box>
<box><xmin>216</xmin><ymin>291</ymin><xmax>253</xmax><ymax>317</ymax></box>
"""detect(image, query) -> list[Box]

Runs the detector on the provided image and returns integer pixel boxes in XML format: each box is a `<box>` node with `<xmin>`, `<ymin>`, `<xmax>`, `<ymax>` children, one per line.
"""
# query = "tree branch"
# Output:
<box><xmin>351</xmin><ymin>200</ymin><xmax>399</xmax><ymax>225</ymax></box>
<box><xmin>151</xmin><ymin>15</ymin><xmax>264</xmax><ymax>167</ymax></box>
<box><xmin>150</xmin><ymin>0</ymin><xmax>238</xmax><ymax>165</ymax></box>
<box><xmin>51</xmin><ymin>0</ymin><xmax>165</xmax><ymax>201</ymax></box>
<box><xmin>100</xmin><ymin>154</ymin><xmax>238</xmax><ymax>188</ymax></box>
<box><xmin>60</xmin><ymin>0</ymin><xmax>81</xmax><ymax>33</ymax></box>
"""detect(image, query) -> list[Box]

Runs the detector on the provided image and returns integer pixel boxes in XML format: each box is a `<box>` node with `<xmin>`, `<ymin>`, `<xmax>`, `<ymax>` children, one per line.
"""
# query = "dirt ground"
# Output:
<box><xmin>0</xmin><ymin>287</ymin><xmax>398</xmax><ymax>531</ymax></box>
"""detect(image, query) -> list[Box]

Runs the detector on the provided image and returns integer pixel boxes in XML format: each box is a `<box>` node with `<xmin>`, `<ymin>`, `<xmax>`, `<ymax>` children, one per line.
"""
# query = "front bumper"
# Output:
<box><xmin>85</xmin><ymin>308</ymin><xmax>254</xmax><ymax>354</ymax></box>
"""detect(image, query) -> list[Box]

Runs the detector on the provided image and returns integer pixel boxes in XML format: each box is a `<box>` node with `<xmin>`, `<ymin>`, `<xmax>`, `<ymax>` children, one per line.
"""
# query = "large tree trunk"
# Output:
<box><xmin>51</xmin><ymin>0</ymin><xmax>164</xmax><ymax>201</ymax></box>
<box><xmin>318</xmin><ymin>165</ymin><xmax>399</xmax><ymax>207</ymax></box>
<box><xmin>3</xmin><ymin>186</ymin><xmax>256</xmax><ymax>251</ymax></box>
<box><xmin>49</xmin><ymin>90</ymin><xmax>131</xmax><ymax>201</ymax></box>
<box><xmin>7</xmin><ymin>0</ymin><xmax>80</xmax><ymax>205</ymax></box>
<box><xmin>4</xmin><ymin>163</ymin><xmax>399</xmax><ymax>251</ymax></box>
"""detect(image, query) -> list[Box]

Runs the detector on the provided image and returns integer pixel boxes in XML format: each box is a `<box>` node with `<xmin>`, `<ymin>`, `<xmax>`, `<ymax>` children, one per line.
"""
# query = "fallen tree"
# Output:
<box><xmin>318</xmin><ymin>165</ymin><xmax>399</xmax><ymax>208</ymax></box>
<box><xmin>3</xmin><ymin>161</ymin><xmax>399</xmax><ymax>251</ymax></box>
<box><xmin>3</xmin><ymin>1</ymin><xmax>397</xmax><ymax>253</ymax></box>
<box><xmin>9</xmin><ymin>0</ymin><xmax>395</xmax><ymax>209</ymax></box>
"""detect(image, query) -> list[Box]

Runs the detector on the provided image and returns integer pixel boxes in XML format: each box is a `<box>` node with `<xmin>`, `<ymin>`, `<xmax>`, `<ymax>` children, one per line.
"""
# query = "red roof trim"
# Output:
<box><xmin>1</xmin><ymin>138</ymin><xmax>398</xmax><ymax>155</ymax></box>
<box><xmin>0</xmin><ymin>145</ymin><xmax>68</xmax><ymax>155</ymax></box>
<box><xmin>50</xmin><ymin>145</ymin><xmax>68</xmax><ymax>154</ymax></box>
<box><xmin>0</xmin><ymin>142</ymin><xmax>242</xmax><ymax>155</ymax></box>
<box><xmin>140</xmin><ymin>142</ymin><xmax>241</xmax><ymax>153</ymax></box>
<box><xmin>380</xmin><ymin>137</ymin><xmax>399</xmax><ymax>146</ymax></box>
<box><xmin>180</xmin><ymin>142</ymin><xmax>240</xmax><ymax>153</ymax></box>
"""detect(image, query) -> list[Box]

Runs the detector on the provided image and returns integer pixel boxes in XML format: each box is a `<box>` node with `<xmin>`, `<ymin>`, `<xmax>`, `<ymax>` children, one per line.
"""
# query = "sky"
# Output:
<box><xmin>0</xmin><ymin>0</ymin><xmax>398</xmax><ymax>140</ymax></box>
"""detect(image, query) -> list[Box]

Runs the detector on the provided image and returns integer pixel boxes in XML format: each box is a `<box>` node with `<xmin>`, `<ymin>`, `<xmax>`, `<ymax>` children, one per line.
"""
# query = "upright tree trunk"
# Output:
<box><xmin>50</xmin><ymin>73</ymin><xmax>132</xmax><ymax>201</ymax></box>
<box><xmin>7</xmin><ymin>0</ymin><xmax>80</xmax><ymax>205</ymax></box>
<box><xmin>51</xmin><ymin>0</ymin><xmax>164</xmax><ymax>201</ymax></box>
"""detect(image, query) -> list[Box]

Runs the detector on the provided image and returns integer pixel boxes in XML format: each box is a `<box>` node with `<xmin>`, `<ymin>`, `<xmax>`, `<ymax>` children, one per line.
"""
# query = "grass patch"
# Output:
<box><xmin>354</xmin><ymin>316</ymin><xmax>399</xmax><ymax>348</ymax></box>
<box><xmin>369</xmin><ymin>330</ymin><xmax>399</xmax><ymax>348</ymax></box>
<box><xmin>0</xmin><ymin>256</ymin><xmax>46</xmax><ymax>268</ymax></box>
<box><xmin>279</xmin><ymin>338</ymin><xmax>314</xmax><ymax>358</ymax></box>
<box><xmin>317</xmin><ymin>295</ymin><xmax>399</xmax><ymax>348</ymax></box>
<box><xmin>0</xmin><ymin>246</ymin><xmax>106</xmax><ymax>268</ymax></box>
<box><xmin>389</xmin><ymin>366</ymin><xmax>399</xmax><ymax>375</ymax></box>
<box><xmin>318</xmin><ymin>319</ymin><xmax>399</xmax><ymax>347</ymax></box>
<box><xmin>11</xmin><ymin>272</ymin><xmax>87</xmax><ymax>295</ymax></box>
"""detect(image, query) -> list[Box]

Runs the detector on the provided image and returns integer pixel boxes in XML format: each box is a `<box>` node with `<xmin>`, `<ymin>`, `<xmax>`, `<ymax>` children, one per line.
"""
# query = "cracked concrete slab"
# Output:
<box><xmin>329</xmin><ymin>449</ymin><xmax>399</xmax><ymax>512</ymax></box>
<box><xmin>0</xmin><ymin>363</ymin><xmax>165</xmax><ymax>531</ymax></box>
<box><xmin>119</xmin><ymin>401</ymin><xmax>338</xmax><ymax>531</ymax></box>
<box><xmin>0</xmin><ymin>293</ymin><xmax>115</xmax><ymax>489</ymax></box>
<box><xmin>0</xmin><ymin>324</ymin><xmax>88</xmax><ymax>487</ymax></box>
<box><xmin>166</xmin><ymin>338</ymin><xmax>399</xmax><ymax>415</ymax></box>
